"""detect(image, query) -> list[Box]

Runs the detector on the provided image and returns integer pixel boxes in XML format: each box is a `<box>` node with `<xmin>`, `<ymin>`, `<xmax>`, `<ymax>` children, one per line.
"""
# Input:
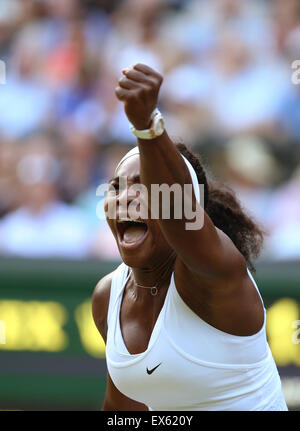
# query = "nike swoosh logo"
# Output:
<box><xmin>146</xmin><ymin>363</ymin><xmax>162</xmax><ymax>375</ymax></box>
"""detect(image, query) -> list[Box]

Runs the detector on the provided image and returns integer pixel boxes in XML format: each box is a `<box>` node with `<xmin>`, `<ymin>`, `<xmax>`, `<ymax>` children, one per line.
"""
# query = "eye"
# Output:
<box><xmin>108</xmin><ymin>183</ymin><xmax>119</xmax><ymax>193</ymax></box>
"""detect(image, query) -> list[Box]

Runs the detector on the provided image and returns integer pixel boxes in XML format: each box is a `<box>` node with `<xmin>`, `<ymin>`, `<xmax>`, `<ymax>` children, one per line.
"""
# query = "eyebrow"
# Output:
<box><xmin>108</xmin><ymin>175</ymin><xmax>140</xmax><ymax>183</ymax></box>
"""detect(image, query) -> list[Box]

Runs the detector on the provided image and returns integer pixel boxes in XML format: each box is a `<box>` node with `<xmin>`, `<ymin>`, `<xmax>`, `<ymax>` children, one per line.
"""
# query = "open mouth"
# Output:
<box><xmin>116</xmin><ymin>218</ymin><xmax>149</xmax><ymax>249</ymax></box>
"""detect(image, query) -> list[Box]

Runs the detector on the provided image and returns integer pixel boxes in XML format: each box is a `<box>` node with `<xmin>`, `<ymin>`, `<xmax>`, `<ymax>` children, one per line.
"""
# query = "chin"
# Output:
<box><xmin>118</xmin><ymin>246</ymin><xmax>153</xmax><ymax>269</ymax></box>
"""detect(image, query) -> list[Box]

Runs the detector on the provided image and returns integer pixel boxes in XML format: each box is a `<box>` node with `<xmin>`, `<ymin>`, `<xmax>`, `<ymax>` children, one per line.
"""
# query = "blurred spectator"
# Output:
<box><xmin>0</xmin><ymin>134</ymin><xmax>92</xmax><ymax>259</ymax></box>
<box><xmin>206</xmin><ymin>31</ymin><xmax>290</xmax><ymax>136</ymax></box>
<box><xmin>273</xmin><ymin>0</ymin><xmax>300</xmax><ymax>55</ymax></box>
<box><xmin>275</xmin><ymin>12</ymin><xmax>300</xmax><ymax>143</ymax></box>
<box><xmin>58</xmin><ymin>126</ymin><xmax>105</xmax><ymax>202</ymax></box>
<box><xmin>0</xmin><ymin>137</ymin><xmax>19</xmax><ymax>217</ymax></box>
<box><xmin>277</xmin><ymin>82</ymin><xmax>300</xmax><ymax>141</ymax></box>
<box><xmin>221</xmin><ymin>135</ymin><xmax>281</xmax><ymax>228</ymax></box>
<box><xmin>0</xmin><ymin>0</ymin><xmax>299</xmax><ymax>261</ymax></box>
<box><xmin>264</xmin><ymin>167</ymin><xmax>300</xmax><ymax>261</ymax></box>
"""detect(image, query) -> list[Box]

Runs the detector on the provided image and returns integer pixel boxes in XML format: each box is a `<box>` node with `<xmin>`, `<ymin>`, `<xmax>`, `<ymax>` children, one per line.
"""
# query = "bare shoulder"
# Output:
<box><xmin>92</xmin><ymin>270</ymin><xmax>116</xmax><ymax>343</ymax></box>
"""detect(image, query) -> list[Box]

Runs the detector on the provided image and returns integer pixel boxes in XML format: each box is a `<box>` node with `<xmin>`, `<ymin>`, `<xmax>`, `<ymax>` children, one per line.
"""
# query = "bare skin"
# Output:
<box><xmin>92</xmin><ymin>64</ymin><xmax>264</xmax><ymax>411</ymax></box>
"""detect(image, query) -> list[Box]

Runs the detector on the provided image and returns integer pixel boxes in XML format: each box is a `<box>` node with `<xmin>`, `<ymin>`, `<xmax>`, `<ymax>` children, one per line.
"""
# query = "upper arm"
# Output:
<box><xmin>92</xmin><ymin>273</ymin><xmax>148</xmax><ymax>411</ymax></box>
<box><xmin>92</xmin><ymin>272</ymin><xmax>114</xmax><ymax>343</ymax></box>
<box><xmin>164</xmin><ymin>210</ymin><xmax>246</xmax><ymax>281</ymax></box>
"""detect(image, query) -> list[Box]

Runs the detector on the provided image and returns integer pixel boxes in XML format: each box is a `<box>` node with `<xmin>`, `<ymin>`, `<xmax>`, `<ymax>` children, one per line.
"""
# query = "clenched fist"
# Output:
<box><xmin>115</xmin><ymin>64</ymin><xmax>163</xmax><ymax>130</ymax></box>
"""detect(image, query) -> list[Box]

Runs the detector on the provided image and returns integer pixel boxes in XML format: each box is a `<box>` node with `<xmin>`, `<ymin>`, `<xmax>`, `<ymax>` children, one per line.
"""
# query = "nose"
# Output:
<box><xmin>117</xmin><ymin>180</ymin><xmax>138</xmax><ymax>218</ymax></box>
<box><xmin>117</xmin><ymin>182</ymin><xmax>135</xmax><ymax>203</ymax></box>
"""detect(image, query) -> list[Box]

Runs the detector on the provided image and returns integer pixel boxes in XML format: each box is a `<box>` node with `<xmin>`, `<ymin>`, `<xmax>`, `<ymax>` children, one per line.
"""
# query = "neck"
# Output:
<box><xmin>130</xmin><ymin>251</ymin><xmax>176</xmax><ymax>296</ymax></box>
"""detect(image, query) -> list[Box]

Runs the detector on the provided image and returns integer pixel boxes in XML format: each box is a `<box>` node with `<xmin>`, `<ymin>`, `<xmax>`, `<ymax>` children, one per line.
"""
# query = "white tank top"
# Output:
<box><xmin>106</xmin><ymin>263</ymin><xmax>288</xmax><ymax>411</ymax></box>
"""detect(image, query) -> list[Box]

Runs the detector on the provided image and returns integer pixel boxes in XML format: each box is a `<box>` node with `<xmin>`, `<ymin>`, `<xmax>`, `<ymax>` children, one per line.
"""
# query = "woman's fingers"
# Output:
<box><xmin>121</xmin><ymin>70</ymin><xmax>157</xmax><ymax>96</ymax></box>
<box><xmin>123</xmin><ymin>68</ymin><xmax>155</xmax><ymax>86</ymax></box>
<box><xmin>115</xmin><ymin>86</ymin><xmax>132</xmax><ymax>101</ymax></box>
<box><xmin>133</xmin><ymin>63</ymin><xmax>160</xmax><ymax>77</ymax></box>
<box><xmin>122</xmin><ymin>64</ymin><xmax>162</xmax><ymax>85</ymax></box>
<box><xmin>118</xmin><ymin>76</ymin><xmax>137</xmax><ymax>90</ymax></box>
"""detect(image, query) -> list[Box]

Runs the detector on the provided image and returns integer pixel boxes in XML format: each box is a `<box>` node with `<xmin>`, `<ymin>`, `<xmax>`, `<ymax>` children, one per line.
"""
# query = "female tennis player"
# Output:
<box><xmin>92</xmin><ymin>64</ymin><xmax>288</xmax><ymax>411</ymax></box>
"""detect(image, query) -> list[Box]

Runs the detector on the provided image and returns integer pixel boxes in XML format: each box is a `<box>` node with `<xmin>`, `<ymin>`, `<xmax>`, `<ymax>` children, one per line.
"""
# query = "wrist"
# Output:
<box><xmin>132</xmin><ymin>119</ymin><xmax>152</xmax><ymax>130</ymax></box>
<box><xmin>129</xmin><ymin>109</ymin><xmax>165</xmax><ymax>140</ymax></box>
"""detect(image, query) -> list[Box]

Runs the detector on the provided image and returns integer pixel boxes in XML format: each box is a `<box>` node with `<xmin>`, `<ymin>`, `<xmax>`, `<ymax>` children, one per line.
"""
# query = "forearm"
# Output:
<box><xmin>137</xmin><ymin>131</ymin><xmax>223</xmax><ymax>274</ymax></box>
<box><xmin>138</xmin><ymin>131</ymin><xmax>191</xmax><ymax>193</ymax></box>
<box><xmin>137</xmin><ymin>130</ymin><xmax>202</xmax><ymax>231</ymax></box>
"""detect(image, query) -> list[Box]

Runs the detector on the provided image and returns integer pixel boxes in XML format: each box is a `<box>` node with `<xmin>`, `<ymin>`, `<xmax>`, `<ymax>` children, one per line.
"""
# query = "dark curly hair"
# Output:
<box><xmin>176</xmin><ymin>143</ymin><xmax>265</xmax><ymax>272</ymax></box>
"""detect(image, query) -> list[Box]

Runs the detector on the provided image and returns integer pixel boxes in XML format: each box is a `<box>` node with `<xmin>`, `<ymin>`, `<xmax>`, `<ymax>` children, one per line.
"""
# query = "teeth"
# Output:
<box><xmin>117</xmin><ymin>218</ymin><xmax>145</xmax><ymax>223</ymax></box>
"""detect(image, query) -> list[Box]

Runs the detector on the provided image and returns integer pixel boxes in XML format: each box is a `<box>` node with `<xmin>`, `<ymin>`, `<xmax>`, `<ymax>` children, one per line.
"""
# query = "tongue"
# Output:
<box><xmin>123</xmin><ymin>225</ymin><xmax>147</xmax><ymax>243</ymax></box>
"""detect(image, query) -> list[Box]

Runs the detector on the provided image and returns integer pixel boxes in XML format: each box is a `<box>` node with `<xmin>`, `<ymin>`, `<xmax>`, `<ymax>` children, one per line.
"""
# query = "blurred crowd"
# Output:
<box><xmin>0</xmin><ymin>0</ymin><xmax>299</xmax><ymax>261</ymax></box>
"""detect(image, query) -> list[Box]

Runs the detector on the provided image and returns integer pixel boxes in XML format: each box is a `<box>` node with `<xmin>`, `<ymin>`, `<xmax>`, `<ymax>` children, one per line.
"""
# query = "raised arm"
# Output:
<box><xmin>115</xmin><ymin>63</ymin><xmax>246</xmax><ymax>281</ymax></box>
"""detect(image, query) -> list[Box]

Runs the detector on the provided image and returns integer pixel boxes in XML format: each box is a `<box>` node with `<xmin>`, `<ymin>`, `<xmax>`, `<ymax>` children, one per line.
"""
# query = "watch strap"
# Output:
<box><xmin>129</xmin><ymin>109</ymin><xmax>164</xmax><ymax>139</ymax></box>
